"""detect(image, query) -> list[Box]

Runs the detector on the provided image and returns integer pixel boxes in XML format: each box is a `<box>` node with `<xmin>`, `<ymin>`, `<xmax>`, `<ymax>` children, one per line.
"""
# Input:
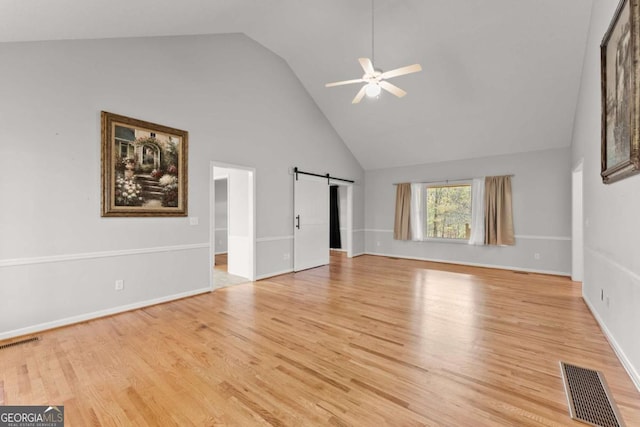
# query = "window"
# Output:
<box><xmin>116</xmin><ymin>139</ymin><xmax>135</xmax><ymax>160</ymax></box>
<box><xmin>426</xmin><ymin>184</ymin><xmax>472</xmax><ymax>240</ymax></box>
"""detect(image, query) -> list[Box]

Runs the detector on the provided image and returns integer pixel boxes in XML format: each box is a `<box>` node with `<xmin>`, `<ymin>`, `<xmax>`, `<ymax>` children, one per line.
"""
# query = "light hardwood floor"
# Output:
<box><xmin>1</xmin><ymin>253</ymin><xmax>639</xmax><ymax>426</ymax></box>
<box><xmin>214</xmin><ymin>253</ymin><xmax>228</xmax><ymax>271</ymax></box>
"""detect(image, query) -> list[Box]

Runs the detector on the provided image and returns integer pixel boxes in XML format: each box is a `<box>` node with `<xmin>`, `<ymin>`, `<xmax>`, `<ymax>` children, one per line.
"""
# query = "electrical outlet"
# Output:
<box><xmin>189</xmin><ymin>217</ymin><xmax>199</xmax><ymax>226</ymax></box>
<box><xmin>534</xmin><ymin>253</ymin><xmax>540</xmax><ymax>260</ymax></box>
<box><xmin>115</xmin><ymin>280</ymin><xmax>124</xmax><ymax>291</ymax></box>
<box><xmin>377</xmin><ymin>241</ymin><xmax>381</xmax><ymax>247</ymax></box>
<box><xmin>283</xmin><ymin>253</ymin><xmax>290</xmax><ymax>260</ymax></box>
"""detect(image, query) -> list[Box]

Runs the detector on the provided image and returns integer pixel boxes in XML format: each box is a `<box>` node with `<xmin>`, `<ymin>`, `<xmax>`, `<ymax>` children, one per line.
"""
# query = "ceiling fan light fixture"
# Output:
<box><xmin>365</xmin><ymin>82</ymin><xmax>381</xmax><ymax>98</ymax></box>
<box><xmin>324</xmin><ymin>0</ymin><xmax>421</xmax><ymax>104</ymax></box>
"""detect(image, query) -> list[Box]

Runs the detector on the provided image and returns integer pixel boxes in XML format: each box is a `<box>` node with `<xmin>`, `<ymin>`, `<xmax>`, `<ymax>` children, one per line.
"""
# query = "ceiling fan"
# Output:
<box><xmin>326</xmin><ymin>59</ymin><xmax>422</xmax><ymax>104</ymax></box>
<box><xmin>325</xmin><ymin>0</ymin><xmax>422</xmax><ymax>104</ymax></box>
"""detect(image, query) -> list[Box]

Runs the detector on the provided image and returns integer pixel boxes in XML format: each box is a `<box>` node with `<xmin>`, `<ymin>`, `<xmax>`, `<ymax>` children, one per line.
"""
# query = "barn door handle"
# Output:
<box><xmin>296</xmin><ymin>215</ymin><xmax>300</xmax><ymax>229</ymax></box>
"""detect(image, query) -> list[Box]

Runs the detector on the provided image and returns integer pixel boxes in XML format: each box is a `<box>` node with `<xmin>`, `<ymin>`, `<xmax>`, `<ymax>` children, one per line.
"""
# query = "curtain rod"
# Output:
<box><xmin>293</xmin><ymin>167</ymin><xmax>354</xmax><ymax>184</ymax></box>
<box><xmin>392</xmin><ymin>174</ymin><xmax>514</xmax><ymax>186</ymax></box>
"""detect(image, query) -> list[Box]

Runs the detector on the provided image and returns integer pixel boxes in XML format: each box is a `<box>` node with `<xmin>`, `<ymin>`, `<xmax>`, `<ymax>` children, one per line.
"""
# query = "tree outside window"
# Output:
<box><xmin>426</xmin><ymin>184</ymin><xmax>472</xmax><ymax>239</ymax></box>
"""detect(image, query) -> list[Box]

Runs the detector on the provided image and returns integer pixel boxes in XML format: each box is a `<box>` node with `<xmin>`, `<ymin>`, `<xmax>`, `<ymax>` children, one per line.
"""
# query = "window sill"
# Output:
<box><xmin>418</xmin><ymin>238</ymin><xmax>470</xmax><ymax>245</ymax></box>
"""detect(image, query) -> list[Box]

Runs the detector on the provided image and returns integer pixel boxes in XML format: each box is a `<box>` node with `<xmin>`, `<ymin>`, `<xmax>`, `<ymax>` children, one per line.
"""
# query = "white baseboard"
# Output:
<box><xmin>0</xmin><ymin>287</ymin><xmax>211</xmax><ymax>342</ymax></box>
<box><xmin>583</xmin><ymin>296</ymin><xmax>640</xmax><ymax>392</ymax></box>
<box><xmin>364</xmin><ymin>251</ymin><xmax>570</xmax><ymax>276</ymax></box>
<box><xmin>255</xmin><ymin>269</ymin><xmax>294</xmax><ymax>281</ymax></box>
<box><xmin>351</xmin><ymin>252</ymin><xmax>366</xmax><ymax>257</ymax></box>
<box><xmin>214</xmin><ymin>251</ymin><xmax>228</xmax><ymax>255</ymax></box>
<box><xmin>330</xmin><ymin>248</ymin><xmax>347</xmax><ymax>252</ymax></box>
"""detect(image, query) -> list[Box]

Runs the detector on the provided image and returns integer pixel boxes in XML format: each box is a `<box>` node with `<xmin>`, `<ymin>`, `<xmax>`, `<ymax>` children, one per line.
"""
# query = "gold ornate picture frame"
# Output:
<box><xmin>601</xmin><ymin>0</ymin><xmax>640</xmax><ymax>183</ymax></box>
<box><xmin>101</xmin><ymin>111</ymin><xmax>188</xmax><ymax>216</ymax></box>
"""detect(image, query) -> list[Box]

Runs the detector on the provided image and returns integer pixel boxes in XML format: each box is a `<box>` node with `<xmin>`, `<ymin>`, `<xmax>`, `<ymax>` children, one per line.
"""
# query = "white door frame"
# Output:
<box><xmin>572</xmin><ymin>159</ymin><xmax>584</xmax><ymax>282</ymax></box>
<box><xmin>210</xmin><ymin>161</ymin><xmax>256</xmax><ymax>289</ymax></box>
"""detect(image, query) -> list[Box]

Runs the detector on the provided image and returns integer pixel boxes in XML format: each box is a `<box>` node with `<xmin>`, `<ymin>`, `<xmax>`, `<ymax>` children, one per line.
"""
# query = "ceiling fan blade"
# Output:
<box><xmin>352</xmin><ymin>85</ymin><xmax>367</xmax><ymax>104</ymax></box>
<box><xmin>358</xmin><ymin>58</ymin><xmax>375</xmax><ymax>76</ymax></box>
<box><xmin>380</xmin><ymin>64</ymin><xmax>422</xmax><ymax>80</ymax></box>
<box><xmin>325</xmin><ymin>78</ymin><xmax>365</xmax><ymax>88</ymax></box>
<box><xmin>379</xmin><ymin>81</ymin><xmax>407</xmax><ymax>98</ymax></box>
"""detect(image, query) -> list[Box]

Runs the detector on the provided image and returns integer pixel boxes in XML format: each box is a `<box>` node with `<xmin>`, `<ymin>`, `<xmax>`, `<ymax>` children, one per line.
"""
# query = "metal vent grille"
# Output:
<box><xmin>560</xmin><ymin>361</ymin><xmax>625</xmax><ymax>427</ymax></box>
<box><xmin>0</xmin><ymin>336</ymin><xmax>39</xmax><ymax>351</ymax></box>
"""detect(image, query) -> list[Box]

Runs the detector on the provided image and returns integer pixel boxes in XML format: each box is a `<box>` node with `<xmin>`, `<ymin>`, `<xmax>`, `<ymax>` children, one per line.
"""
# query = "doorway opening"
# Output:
<box><xmin>572</xmin><ymin>160</ymin><xmax>584</xmax><ymax>282</ymax></box>
<box><xmin>329</xmin><ymin>181</ymin><xmax>353</xmax><ymax>258</ymax></box>
<box><xmin>329</xmin><ymin>181</ymin><xmax>354</xmax><ymax>267</ymax></box>
<box><xmin>210</xmin><ymin>162</ymin><xmax>256</xmax><ymax>289</ymax></box>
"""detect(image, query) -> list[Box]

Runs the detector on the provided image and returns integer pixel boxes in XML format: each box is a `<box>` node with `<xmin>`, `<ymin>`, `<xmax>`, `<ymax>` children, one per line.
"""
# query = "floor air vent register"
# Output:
<box><xmin>0</xmin><ymin>336</ymin><xmax>39</xmax><ymax>351</ymax></box>
<box><xmin>560</xmin><ymin>361</ymin><xmax>625</xmax><ymax>427</ymax></box>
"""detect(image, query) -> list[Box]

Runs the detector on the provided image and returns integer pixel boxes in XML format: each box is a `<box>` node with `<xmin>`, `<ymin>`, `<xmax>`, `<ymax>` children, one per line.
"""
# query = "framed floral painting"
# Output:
<box><xmin>101</xmin><ymin>111</ymin><xmax>188</xmax><ymax>216</ymax></box>
<box><xmin>601</xmin><ymin>0</ymin><xmax>640</xmax><ymax>183</ymax></box>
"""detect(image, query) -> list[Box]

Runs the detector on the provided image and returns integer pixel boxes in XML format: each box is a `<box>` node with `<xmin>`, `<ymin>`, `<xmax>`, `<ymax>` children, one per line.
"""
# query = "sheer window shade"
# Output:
<box><xmin>410</xmin><ymin>183</ymin><xmax>426</xmax><ymax>241</ymax></box>
<box><xmin>468</xmin><ymin>177</ymin><xmax>485</xmax><ymax>245</ymax></box>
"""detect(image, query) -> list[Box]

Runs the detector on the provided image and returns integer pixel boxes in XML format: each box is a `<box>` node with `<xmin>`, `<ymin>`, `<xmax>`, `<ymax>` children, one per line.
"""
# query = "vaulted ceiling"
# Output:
<box><xmin>0</xmin><ymin>0</ymin><xmax>593</xmax><ymax>170</ymax></box>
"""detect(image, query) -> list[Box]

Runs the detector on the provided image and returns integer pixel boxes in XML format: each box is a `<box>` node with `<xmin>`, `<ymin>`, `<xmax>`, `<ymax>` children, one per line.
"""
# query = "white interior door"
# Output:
<box><xmin>212</xmin><ymin>165</ymin><xmax>255</xmax><ymax>283</ymax></box>
<box><xmin>294</xmin><ymin>174</ymin><xmax>329</xmax><ymax>272</ymax></box>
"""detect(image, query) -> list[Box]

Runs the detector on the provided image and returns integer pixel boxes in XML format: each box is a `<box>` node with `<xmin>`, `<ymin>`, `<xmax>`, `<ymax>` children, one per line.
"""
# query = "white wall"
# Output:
<box><xmin>571</xmin><ymin>0</ymin><xmax>640</xmax><ymax>388</ymax></box>
<box><xmin>0</xmin><ymin>34</ymin><xmax>364</xmax><ymax>339</ymax></box>
<box><xmin>214</xmin><ymin>179</ymin><xmax>228</xmax><ymax>254</ymax></box>
<box><xmin>364</xmin><ymin>148</ymin><xmax>572</xmax><ymax>274</ymax></box>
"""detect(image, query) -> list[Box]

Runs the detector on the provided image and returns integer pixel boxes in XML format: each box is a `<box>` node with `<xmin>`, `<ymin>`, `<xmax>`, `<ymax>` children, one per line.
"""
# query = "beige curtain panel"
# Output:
<box><xmin>484</xmin><ymin>176</ymin><xmax>515</xmax><ymax>245</ymax></box>
<box><xmin>394</xmin><ymin>183</ymin><xmax>412</xmax><ymax>240</ymax></box>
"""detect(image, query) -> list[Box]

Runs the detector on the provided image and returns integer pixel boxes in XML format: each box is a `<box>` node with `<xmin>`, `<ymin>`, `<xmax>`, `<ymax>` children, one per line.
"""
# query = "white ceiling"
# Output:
<box><xmin>0</xmin><ymin>0</ymin><xmax>593</xmax><ymax>170</ymax></box>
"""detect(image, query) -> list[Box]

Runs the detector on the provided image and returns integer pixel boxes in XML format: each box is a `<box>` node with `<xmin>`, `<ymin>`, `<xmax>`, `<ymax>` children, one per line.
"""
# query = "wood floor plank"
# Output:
<box><xmin>1</xmin><ymin>253</ymin><xmax>639</xmax><ymax>426</ymax></box>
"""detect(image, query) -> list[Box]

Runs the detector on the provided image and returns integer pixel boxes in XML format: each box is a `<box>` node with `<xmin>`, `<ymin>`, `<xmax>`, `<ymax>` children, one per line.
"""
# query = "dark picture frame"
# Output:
<box><xmin>601</xmin><ymin>0</ymin><xmax>640</xmax><ymax>183</ymax></box>
<box><xmin>101</xmin><ymin>111</ymin><xmax>188</xmax><ymax>216</ymax></box>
